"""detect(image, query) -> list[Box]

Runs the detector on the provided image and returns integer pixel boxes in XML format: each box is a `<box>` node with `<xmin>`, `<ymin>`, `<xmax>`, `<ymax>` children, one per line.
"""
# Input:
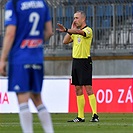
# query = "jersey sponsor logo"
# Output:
<box><xmin>21</xmin><ymin>39</ymin><xmax>43</xmax><ymax>48</ymax></box>
<box><xmin>21</xmin><ymin>1</ymin><xmax>44</xmax><ymax>10</ymax></box>
<box><xmin>24</xmin><ymin>64</ymin><xmax>42</xmax><ymax>70</ymax></box>
<box><xmin>5</xmin><ymin>10</ymin><xmax>13</xmax><ymax>21</ymax></box>
<box><xmin>14</xmin><ymin>85</ymin><xmax>20</xmax><ymax>91</ymax></box>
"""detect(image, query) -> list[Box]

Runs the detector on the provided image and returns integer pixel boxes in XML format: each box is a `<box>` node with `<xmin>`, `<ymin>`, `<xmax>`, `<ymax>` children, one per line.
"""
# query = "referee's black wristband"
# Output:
<box><xmin>65</xmin><ymin>28</ymin><xmax>68</xmax><ymax>32</ymax></box>
<box><xmin>65</xmin><ymin>28</ymin><xmax>72</xmax><ymax>35</ymax></box>
<box><xmin>67</xmin><ymin>32</ymin><xmax>72</xmax><ymax>35</ymax></box>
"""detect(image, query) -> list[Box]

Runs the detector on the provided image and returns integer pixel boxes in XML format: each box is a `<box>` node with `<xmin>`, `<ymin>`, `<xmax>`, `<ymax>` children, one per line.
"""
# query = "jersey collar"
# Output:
<box><xmin>81</xmin><ymin>25</ymin><xmax>87</xmax><ymax>30</ymax></box>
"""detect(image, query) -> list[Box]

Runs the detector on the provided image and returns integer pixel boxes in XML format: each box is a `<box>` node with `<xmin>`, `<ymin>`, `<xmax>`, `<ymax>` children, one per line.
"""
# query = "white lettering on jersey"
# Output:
<box><xmin>5</xmin><ymin>10</ymin><xmax>13</xmax><ymax>21</ymax></box>
<box><xmin>21</xmin><ymin>1</ymin><xmax>44</xmax><ymax>10</ymax></box>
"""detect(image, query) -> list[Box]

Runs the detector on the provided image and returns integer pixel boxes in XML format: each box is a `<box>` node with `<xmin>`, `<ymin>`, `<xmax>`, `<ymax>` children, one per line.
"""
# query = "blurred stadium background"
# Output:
<box><xmin>0</xmin><ymin>0</ymin><xmax>133</xmax><ymax>75</ymax></box>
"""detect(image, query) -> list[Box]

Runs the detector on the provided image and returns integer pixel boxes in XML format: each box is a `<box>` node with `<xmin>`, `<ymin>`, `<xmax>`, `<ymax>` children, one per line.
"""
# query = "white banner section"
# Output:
<box><xmin>0</xmin><ymin>77</ymin><xmax>70</xmax><ymax>113</ymax></box>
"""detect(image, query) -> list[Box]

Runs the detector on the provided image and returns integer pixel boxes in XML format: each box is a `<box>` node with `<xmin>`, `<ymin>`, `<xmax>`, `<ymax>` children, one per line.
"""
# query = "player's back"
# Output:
<box><xmin>5</xmin><ymin>0</ymin><xmax>51</xmax><ymax>64</ymax></box>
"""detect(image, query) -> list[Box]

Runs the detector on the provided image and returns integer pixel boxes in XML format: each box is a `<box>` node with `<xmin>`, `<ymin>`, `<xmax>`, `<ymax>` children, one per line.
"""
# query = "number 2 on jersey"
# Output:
<box><xmin>29</xmin><ymin>12</ymin><xmax>40</xmax><ymax>36</ymax></box>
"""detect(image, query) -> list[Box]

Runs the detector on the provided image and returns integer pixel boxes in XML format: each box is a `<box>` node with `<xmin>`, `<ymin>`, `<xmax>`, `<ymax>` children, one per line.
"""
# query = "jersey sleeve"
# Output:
<box><xmin>4</xmin><ymin>1</ymin><xmax>17</xmax><ymax>27</ymax></box>
<box><xmin>44</xmin><ymin>2</ymin><xmax>51</xmax><ymax>22</ymax></box>
<box><xmin>70</xmin><ymin>34</ymin><xmax>73</xmax><ymax>39</ymax></box>
<box><xmin>83</xmin><ymin>27</ymin><xmax>93</xmax><ymax>38</ymax></box>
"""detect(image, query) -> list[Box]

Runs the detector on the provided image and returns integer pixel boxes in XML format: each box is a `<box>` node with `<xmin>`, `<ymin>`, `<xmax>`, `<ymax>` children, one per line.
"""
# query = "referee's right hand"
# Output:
<box><xmin>56</xmin><ymin>23</ymin><xmax>66</xmax><ymax>32</ymax></box>
<box><xmin>0</xmin><ymin>61</ymin><xmax>7</xmax><ymax>76</ymax></box>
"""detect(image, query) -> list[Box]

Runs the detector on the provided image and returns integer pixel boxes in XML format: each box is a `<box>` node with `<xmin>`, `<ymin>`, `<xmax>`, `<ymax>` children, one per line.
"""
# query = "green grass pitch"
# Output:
<box><xmin>0</xmin><ymin>113</ymin><xmax>133</xmax><ymax>133</ymax></box>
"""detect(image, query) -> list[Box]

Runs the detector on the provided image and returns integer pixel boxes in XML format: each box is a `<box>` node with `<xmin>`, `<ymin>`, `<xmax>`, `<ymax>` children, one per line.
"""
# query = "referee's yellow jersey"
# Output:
<box><xmin>71</xmin><ymin>26</ymin><xmax>93</xmax><ymax>58</ymax></box>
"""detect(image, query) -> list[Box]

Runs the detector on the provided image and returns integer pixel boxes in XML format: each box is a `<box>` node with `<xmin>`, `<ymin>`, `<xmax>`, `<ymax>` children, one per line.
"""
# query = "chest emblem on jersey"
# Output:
<box><xmin>78</xmin><ymin>37</ymin><xmax>81</xmax><ymax>43</ymax></box>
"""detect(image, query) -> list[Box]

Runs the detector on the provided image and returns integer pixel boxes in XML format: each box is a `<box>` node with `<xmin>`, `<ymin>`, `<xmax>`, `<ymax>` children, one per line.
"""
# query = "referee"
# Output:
<box><xmin>57</xmin><ymin>10</ymin><xmax>99</xmax><ymax>122</ymax></box>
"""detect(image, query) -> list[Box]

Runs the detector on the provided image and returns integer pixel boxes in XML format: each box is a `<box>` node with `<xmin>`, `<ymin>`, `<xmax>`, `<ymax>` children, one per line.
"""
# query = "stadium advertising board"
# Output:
<box><xmin>0</xmin><ymin>77</ymin><xmax>70</xmax><ymax>113</ymax></box>
<box><xmin>69</xmin><ymin>78</ymin><xmax>133</xmax><ymax>113</ymax></box>
<box><xmin>0</xmin><ymin>77</ymin><xmax>133</xmax><ymax>113</ymax></box>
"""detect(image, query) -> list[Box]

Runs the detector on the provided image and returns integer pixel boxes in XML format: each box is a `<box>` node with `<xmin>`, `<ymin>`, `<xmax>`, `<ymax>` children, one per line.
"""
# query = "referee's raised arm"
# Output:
<box><xmin>56</xmin><ymin>23</ymin><xmax>73</xmax><ymax>44</ymax></box>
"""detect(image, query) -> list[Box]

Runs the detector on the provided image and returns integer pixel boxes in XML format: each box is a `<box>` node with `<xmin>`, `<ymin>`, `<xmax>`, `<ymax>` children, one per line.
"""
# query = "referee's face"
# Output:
<box><xmin>74</xmin><ymin>12</ymin><xmax>83</xmax><ymax>29</ymax></box>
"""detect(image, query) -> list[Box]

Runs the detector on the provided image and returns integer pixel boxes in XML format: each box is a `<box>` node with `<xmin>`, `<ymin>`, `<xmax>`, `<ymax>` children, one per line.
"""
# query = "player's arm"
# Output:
<box><xmin>66</xmin><ymin>20</ymin><xmax>86</xmax><ymax>36</ymax></box>
<box><xmin>0</xmin><ymin>25</ymin><xmax>16</xmax><ymax>76</ymax></box>
<box><xmin>63</xmin><ymin>29</ymin><xmax>86</xmax><ymax>44</ymax></box>
<box><xmin>56</xmin><ymin>23</ymin><xmax>72</xmax><ymax>44</ymax></box>
<box><xmin>65</xmin><ymin>28</ymin><xmax>86</xmax><ymax>36</ymax></box>
<box><xmin>57</xmin><ymin>23</ymin><xmax>86</xmax><ymax>44</ymax></box>
<box><xmin>1</xmin><ymin>25</ymin><xmax>16</xmax><ymax>61</ymax></box>
<box><xmin>44</xmin><ymin>21</ymin><xmax>53</xmax><ymax>41</ymax></box>
<box><xmin>63</xmin><ymin>33</ymin><xmax>73</xmax><ymax>44</ymax></box>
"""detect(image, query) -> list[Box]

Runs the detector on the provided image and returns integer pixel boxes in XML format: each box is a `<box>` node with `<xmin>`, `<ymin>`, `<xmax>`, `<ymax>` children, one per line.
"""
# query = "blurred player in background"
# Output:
<box><xmin>57</xmin><ymin>10</ymin><xmax>99</xmax><ymax>122</ymax></box>
<box><xmin>0</xmin><ymin>0</ymin><xmax>54</xmax><ymax>132</ymax></box>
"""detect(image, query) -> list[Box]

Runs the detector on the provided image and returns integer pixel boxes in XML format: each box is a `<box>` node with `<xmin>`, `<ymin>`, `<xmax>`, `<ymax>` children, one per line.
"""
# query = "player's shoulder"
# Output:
<box><xmin>85</xmin><ymin>26</ymin><xmax>92</xmax><ymax>31</ymax></box>
<box><xmin>5</xmin><ymin>0</ymin><xmax>14</xmax><ymax>12</ymax></box>
<box><xmin>83</xmin><ymin>26</ymin><xmax>92</xmax><ymax>33</ymax></box>
<box><xmin>6</xmin><ymin>0</ymin><xmax>13</xmax><ymax>6</ymax></box>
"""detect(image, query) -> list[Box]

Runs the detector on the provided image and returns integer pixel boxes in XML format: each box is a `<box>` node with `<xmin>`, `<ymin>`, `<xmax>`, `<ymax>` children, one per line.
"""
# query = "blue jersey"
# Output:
<box><xmin>5</xmin><ymin>0</ymin><xmax>51</xmax><ymax>64</ymax></box>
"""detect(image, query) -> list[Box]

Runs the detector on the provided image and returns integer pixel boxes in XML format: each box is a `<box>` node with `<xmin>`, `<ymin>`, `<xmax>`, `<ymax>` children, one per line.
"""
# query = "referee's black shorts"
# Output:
<box><xmin>71</xmin><ymin>57</ymin><xmax>92</xmax><ymax>86</ymax></box>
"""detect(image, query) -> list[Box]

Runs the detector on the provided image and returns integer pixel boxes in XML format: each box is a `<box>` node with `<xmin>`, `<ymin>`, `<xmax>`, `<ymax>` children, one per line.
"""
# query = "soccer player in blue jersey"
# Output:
<box><xmin>0</xmin><ymin>0</ymin><xmax>54</xmax><ymax>132</ymax></box>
